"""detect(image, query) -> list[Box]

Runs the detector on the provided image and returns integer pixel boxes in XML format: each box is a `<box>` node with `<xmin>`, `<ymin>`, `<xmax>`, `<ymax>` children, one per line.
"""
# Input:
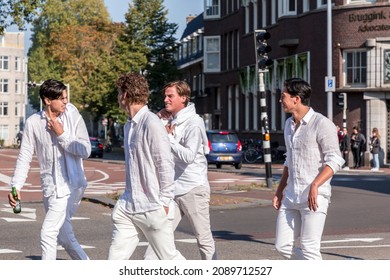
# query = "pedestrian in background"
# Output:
<box><xmin>273</xmin><ymin>78</ymin><xmax>344</xmax><ymax>260</ymax></box>
<box><xmin>369</xmin><ymin>127</ymin><xmax>381</xmax><ymax>171</ymax></box>
<box><xmin>8</xmin><ymin>79</ymin><xmax>91</xmax><ymax>260</ymax></box>
<box><xmin>351</xmin><ymin>127</ymin><xmax>366</xmax><ymax>169</ymax></box>
<box><xmin>108</xmin><ymin>72</ymin><xmax>182</xmax><ymax>260</ymax></box>
<box><xmin>340</xmin><ymin>127</ymin><xmax>350</xmax><ymax>170</ymax></box>
<box><xmin>145</xmin><ymin>80</ymin><xmax>216</xmax><ymax>260</ymax></box>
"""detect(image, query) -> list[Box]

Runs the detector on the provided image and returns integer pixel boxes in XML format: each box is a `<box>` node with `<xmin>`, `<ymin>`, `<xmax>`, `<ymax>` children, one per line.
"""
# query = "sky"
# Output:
<box><xmin>6</xmin><ymin>0</ymin><xmax>203</xmax><ymax>53</ymax></box>
<box><xmin>105</xmin><ymin>0</ymin><xmax>203</xmax><ymax>39</ymax></box>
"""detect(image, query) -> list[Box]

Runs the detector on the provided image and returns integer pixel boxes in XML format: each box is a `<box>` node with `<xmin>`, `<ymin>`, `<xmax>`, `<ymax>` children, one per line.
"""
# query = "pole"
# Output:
<box><xmin>326</xmin><ymin>0</ymin><xmax>333</xmax><ymax>119</ymax></box>
<box><xmin>258</xmin><ymin>70</ymin><xmax>273</xmax><ymax>189</ymax></box>
<box><xmin>66</xmin><ymin>83</ymin><xmax>70</xmax><ymax>103</ymax></box>
<box><xmin>342</xmin><ymin>92</ymin><xmax>347</xmax><ymax>128</ymax></box>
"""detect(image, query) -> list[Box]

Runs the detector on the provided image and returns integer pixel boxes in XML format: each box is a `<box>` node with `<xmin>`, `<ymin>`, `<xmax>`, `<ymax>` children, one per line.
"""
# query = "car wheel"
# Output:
<box><xmin>234</xmin><ymin>162</ymin><xmax>242</xmax><ymax>169</ymax></box>
<box><xmin>216</xmin><ymin>163</ymin><xmax>222</xmax><ymax>169</ymax></box>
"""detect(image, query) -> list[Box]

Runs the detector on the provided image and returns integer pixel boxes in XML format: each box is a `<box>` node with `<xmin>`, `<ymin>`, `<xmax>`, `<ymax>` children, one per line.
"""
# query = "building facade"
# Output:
<box><xmin>177</xmin><ymin>0</ymin><xmax>390</xmax><ymax>166</ymax></box>
<box><xmin>0</xmin><ymin>32</ymin><xmax>28</xmax><ymax>147</ymax></box>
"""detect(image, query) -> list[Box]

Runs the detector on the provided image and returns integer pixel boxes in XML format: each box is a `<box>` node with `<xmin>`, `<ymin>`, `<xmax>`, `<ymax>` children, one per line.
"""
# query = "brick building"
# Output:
<box><xmin>178</xmin><ymin>0</ymin><xmax>390</xmax><ymax>166</ymax></box>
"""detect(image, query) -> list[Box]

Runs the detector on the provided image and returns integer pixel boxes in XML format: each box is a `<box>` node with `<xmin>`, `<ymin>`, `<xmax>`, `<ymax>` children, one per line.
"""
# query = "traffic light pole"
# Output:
<box><xmin>258</xmin><ymin>70</ymin><xmax>273</xmax><ymax>189</ymax></box>
<box><xmin>342</xmin><ymin>93</ymin><xmax>347</xmax><ymax>128</ymax></box>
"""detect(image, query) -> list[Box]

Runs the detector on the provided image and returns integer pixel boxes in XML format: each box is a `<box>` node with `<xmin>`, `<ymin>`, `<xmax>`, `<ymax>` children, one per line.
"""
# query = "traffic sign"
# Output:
<box><xmin>325</xmin><ymin>76</ymin><xmax>336</xmax><ymax>92</ymax></box>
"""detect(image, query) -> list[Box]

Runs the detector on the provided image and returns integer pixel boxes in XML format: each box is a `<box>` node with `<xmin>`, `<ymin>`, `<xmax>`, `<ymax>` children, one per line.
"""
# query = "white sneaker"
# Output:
<box><xmin>370</xmin><ymin>168</ymin><xmax>379</xmax><ymax>171</ymax></box>
<box><xmin>342</xmin><ymin>167</ymin><xmax>350</xmax><ymax>170</ymax></box>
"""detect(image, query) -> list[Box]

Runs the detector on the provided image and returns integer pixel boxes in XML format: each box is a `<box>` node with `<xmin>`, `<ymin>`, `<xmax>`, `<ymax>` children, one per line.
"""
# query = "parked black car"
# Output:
<box><xmin>206</xmin><ymin>130</ymin><xmax>243</xmax><ymax>169</ymax></box>
<box><xmin>89</xmin><ymin>137</ymin><xmax>103</xmax><ymax>158</ymax></box>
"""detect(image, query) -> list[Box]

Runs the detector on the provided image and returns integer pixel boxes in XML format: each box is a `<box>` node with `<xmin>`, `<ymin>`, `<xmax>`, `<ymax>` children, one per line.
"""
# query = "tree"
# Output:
<box><xmin>27</xmin><ymin>0</ymin><xmax>115</xmax><ymax>112</ymax></box>
<box><xmin>0</xmin><ymin>0</ymin><xmax>43</xmax><ymax>35</ymax></box>
<box><xmin>123</xmin><ymin>0</ymin><xmax>179</xmax><ymax>111</ymax></box>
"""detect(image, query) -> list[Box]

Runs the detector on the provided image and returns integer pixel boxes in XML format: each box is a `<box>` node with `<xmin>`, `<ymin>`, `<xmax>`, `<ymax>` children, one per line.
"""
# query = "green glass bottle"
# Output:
<box><xmin>11</xmin><ymin>186</ymin><xmax>21</xmax><ymax>214</ymax></box>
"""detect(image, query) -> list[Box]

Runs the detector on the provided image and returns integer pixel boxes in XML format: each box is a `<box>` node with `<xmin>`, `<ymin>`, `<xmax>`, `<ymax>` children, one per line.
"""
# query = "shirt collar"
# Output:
<box><xmin>301</xmin><ymin>107</ymin><xmax>315</xmax><ymax>125</ymax></box>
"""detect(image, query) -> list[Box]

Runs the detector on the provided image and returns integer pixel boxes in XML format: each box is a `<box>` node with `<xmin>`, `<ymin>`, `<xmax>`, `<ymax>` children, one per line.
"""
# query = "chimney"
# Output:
<box><xmin>186</xmin><ymin>14</ymin><xmax>197</xmax><ymax>24</ymax></box>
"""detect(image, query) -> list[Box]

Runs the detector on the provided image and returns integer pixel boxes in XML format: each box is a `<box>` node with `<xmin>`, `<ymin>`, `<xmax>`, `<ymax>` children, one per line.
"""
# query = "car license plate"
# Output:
<box><xmin>219</xmin><ymin>156</ymin><xmax>233</xmax><ymax>161</ymax></box>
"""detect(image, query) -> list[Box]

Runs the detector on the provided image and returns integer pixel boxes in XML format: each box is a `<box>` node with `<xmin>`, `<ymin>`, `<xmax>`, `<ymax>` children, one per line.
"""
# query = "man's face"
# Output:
<box><xmin>46</xmin><ymin>90</ymin><xmax>68</xmax><ymax>115</ymax></box>
<box><xmin>164</xmin><ymin>86</ymin><xmax>186</xmax><ymax>115</ymax></box>
<box><xmin>279</xmin><ymin>90</ymin><xmax>298</xmax><ymax>113</ymax></box>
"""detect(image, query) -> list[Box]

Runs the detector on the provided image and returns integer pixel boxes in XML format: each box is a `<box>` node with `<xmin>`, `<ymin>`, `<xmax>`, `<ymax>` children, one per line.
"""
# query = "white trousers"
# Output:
<box><xmin>108</xmin><ymin>203</ymin><xmax>179</xmax><ymax>260</ymax></box>
<box><xmin>144</xmin><ymin>185</ymin><xmax>216</xmax><ymax>260</ymax></box>
<box><xmin>41</xmin><ymin>187</ymin><xmax>88</xmax><ymax>260</ymax></box>
<box><xmin>275</xmin><ymin>195</ymin><xmax>329</xmax><ymax>260</ymax></box>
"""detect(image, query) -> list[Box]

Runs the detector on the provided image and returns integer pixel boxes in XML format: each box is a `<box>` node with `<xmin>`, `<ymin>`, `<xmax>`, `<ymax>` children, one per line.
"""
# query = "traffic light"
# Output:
<box><xmin>336</xmin><ymin>92</ymin><xmax>345</xmax><ymax>107</ymax></box>
<box><xmin>254</xmin><ymin>30</ymin><xmax>272</xmax><ymax>70</ymax></box>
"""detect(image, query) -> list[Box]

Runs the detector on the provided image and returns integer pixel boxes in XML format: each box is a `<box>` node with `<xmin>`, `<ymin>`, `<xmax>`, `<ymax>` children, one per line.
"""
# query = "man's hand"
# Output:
<box><xmin>46</xmin><ymin>106</ymin><xmax>64</xmax><ymax>136</ymax></box>
<box><xmin>272</xmin><ymin>191</ymin><xmax>283</xmax><ymax>210</ymax></box>
<box><xmin>308</xmin><ymin>184</ymin><xmax>319</xmax><ymax>211</ymax></box>
<box><xmin>165</xmin><ymin>123</ymin><xmax>176</xmax><ymax>135</ymax></box>
<box><xmin>8</xmin><ymin>189</ymin><xmax>21</xmax><ymax>208</ymax></box>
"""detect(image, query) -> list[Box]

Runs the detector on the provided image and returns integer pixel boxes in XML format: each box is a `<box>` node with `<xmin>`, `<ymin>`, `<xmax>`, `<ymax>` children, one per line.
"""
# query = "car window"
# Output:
<box><xmin>210</xmin><ymin>134</ymin><xmax>238</xmax><ymax>143</ymax></box>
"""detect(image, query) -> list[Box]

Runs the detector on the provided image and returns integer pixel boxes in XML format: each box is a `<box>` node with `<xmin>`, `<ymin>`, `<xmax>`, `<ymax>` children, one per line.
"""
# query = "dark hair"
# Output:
<box><xmin>284</xmin><ymin>78</ymin><xmax>311</xmax><ymax>106</ymax></box>
<box><xmin>39</xmin><ymin>79</ymin><xmax>67</xmax><ymax>105</ymax></box>
<box><xmin>116</xmin><ymin>72</ymin><xmax>149</xmax><ymax>104</ymax></box>
<box><xmin>162</xmin><ymin>80</ymin><xmax>191</xmax><ymax>106</ymax></box>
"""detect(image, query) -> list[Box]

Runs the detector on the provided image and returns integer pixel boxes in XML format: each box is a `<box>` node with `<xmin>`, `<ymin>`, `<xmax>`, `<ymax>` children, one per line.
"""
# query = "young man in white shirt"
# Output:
<box><xmin>145</xmin><ymin>80</ymin><xmax>216</xmax><ymax>260</ymax></box>
<box><xmin>108</xmin><ymin>72</ymin><xmax>181</xmax><ymax>260</ymax></box>
<box><xmin>273</xmin><ymin>78</ymin><xmax>344</xmax><ymax>260</ymax></box>
<box><xmin>8</xmin><ymin>79</ymin><xmax>91</xmax><ymax>260</ymax></box>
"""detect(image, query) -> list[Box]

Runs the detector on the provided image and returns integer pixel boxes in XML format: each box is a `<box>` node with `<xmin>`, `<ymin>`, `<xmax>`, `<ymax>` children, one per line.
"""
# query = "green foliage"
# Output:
<box><xmin>26</xmin><ymin>0</ymin><xmax>179</xmax><ymax>122</ymax></box>
<box><xmin>124</xmin><ymin>0</ymin><xmax>179</xmax><ymax>111</ymax></box>
<box><xmin>0</xmin><ymin>0</ymin><xmax>43</xmax><ymax>35</ymax></box>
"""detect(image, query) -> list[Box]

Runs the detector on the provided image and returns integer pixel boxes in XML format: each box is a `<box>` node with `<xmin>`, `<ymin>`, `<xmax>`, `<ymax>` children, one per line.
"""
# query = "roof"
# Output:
<box><xmin>180</xmin><ymin>13</ymin><xmax>204</xmax><ymax>40</ymax></box>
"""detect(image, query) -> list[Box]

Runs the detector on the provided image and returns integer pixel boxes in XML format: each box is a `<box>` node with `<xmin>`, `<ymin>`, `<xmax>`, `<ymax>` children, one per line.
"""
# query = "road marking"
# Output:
<box><xmin>71</xmin><ymin>217</ymin><xmax>90</xmax><ymax>220</ymax></box>
<box><xmin>57</xmin><ymin>245</ymin><xmax>95</xmax><ymax>250</ymax></box>
<box><xmin>1</xmin><ymin>205</ymin><xmax>37</xmax><ymax>222</ymax></box>
<box><xmin>322</xmin><ymin>244</ymin><xmax>390</xmax><ymax>249</ymax></box>
<box><xmin>322</xmin><ymin>238</ymin><xmax>383</xmax><ymax>244</ymax></box>
<box><xmin>138</xmin><ymin>239</ymin><xmax>197</xmax><ymax>247</ymax></box>
<box><xmin>87</xmin><ymin>170</ymin><xmax>109</xmax><ymax>183</ymax></box>
<box><xmin>0</xmin><ymin>173</ymin><xmax>11</xmax><ymax>184</ymax></box>
<box><xmin>0</xmin><ymin>249</ymin><xmax>22</xmax><ymax>254</ymax></box>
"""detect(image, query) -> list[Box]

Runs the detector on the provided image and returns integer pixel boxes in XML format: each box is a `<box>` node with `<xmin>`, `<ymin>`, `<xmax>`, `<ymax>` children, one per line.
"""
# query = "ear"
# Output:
<box><xmin>44</xmin><ymin>97</ymin><xmax>51</xmax><ymax>106</ymax></box>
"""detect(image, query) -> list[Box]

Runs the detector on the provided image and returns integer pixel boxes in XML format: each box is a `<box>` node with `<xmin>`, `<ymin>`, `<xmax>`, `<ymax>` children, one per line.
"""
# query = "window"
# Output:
<box><xmin>15</xmin><ymin>57</ymin><xmax>21</xmax><ymax>71</ymax></box>
<box><xmin>345</xmin><ymin>50</ymin><xmax>367</xmax><ymax>86</ymax></box>
<box><xmin>0</xmin><ymin>102</ymin><xmax>9</xmax><ymax>116</ymax></box>
<box><xmin>317</xmin><ymin>0</ymin><xmax>327</xmax><ymax>8</ymax></box>
<box><xmin>278</xmin><ymin>0</ymin><xmax>296</xmax><ymax>17</ymax></box>
<box><xmin>385</xmin><ymin>50</ymin><xmax>390</xmax><ymax>84</ymax></box>
<box><xmin>0</xmin><ymin>125</ymin><xmax>9</xmax><ymax>141</ymax></box>
<box><xmin>0</xmin><ymin>79</ymin><xmax>9</xmax><ymax>93</ymax></box>
<box><xmin>204</xmin><ymin>36</ymin><xmax>221</xmax><ymax>73</ymax></box>
<box><xmin>0</xmin><ymin>56</ymin><xmax>9</xmax><ymax>70</ymax></box>
<box><xmin>15</xmin><ymin>79</ymin><xmax>21</xmax><ymax>94</ymax></box>
<box><xmin>205</xmin><ymin>0</ymin><xmax>220</xmax><ymax>18</ymax></box>
<box><xmin>15</xmin><ymin>102</ymin><xmax>20</xmax><ymax>116</ymax></box>
<box><xmin>303</xmin><ymin>0</ymin><xmax>310</xmax><ymax>12</ymax></box>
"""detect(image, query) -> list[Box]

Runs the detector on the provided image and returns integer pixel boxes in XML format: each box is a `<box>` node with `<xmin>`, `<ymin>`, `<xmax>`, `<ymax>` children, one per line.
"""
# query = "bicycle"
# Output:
<box><xmin>243</xmin><ymin>139</ymin><xmax>264</xmax><ymax>163</ymax></box>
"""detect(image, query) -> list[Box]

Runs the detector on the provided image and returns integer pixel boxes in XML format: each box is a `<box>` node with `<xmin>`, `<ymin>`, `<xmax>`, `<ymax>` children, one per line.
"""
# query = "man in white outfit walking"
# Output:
<box><xmin>8</xmin><ymin>79</ymin><xmax>91</xmax><ymax>260</ymax></box>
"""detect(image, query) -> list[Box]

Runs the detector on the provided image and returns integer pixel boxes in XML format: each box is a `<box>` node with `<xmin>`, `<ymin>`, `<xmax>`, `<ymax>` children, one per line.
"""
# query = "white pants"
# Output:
<box><xmin>144</xmin><ymin>185</ymin><xmax>216</xmax><ymax>260</ymax></box>
<box><xmin>41</xmin><ymin>187</ymin><xmax>88</xmax><ymax>260</ymax></box>
<box><xmin>275</xmin><ymin>196</ymin><xmax>329</xmax><ymax>260</ymax></box>
<box><xmin>108</xmin><ymin>203</ymin><xmax>179</xmax><ymax>260</ymax></box>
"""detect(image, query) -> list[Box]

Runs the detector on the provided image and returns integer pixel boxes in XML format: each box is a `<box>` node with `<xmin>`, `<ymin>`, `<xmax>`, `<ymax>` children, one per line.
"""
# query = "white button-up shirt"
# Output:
<box><xmin>117</xmin><ymin>106</ymin><xmax>175</xmax><ymax>213</ymax></box>
<box><xmin>283</xmin><ymin>108</ymin><xmax>345</xmax><ymax>203</ymax></box>
<box><xmin>11</xmin><ymin>103</ymin><xmax>91</xmax><ymax>197</ymax></box>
